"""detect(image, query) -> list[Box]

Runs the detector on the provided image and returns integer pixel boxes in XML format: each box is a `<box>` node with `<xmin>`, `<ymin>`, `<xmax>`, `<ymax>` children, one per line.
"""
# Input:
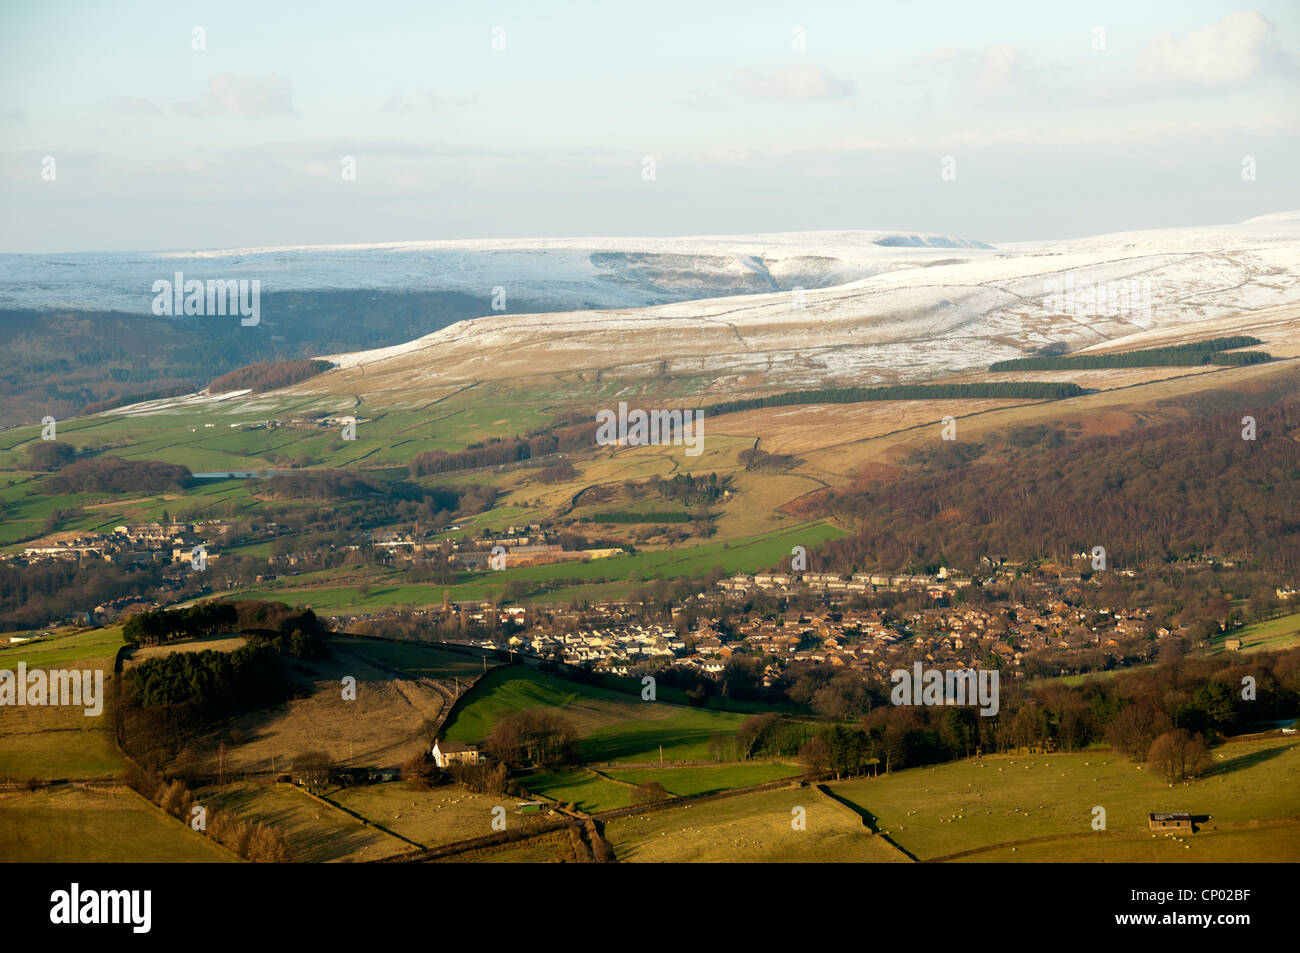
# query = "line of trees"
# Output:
<box><xmin>698</xmin><ymin>381</ymin><xmax>1087</xmax><ymax>418</ymax></box>
<box><xmin>738</xmin><ymin>447</ymin><xmax>803</xmax><ymax>471</ymax></box>
<box><xmin>988</xmin><ymin>336</ymin><xmax>1265</xmax><ymax>371</ymax></box>
<box><xmin>123</xmin><ymin>764</ymin><xmax>290</xmax><ymax>861</ymax></box>
<box><xmin>581</xmin><ymin>511</ymin><xmax>692</xmax><ymax>523</ymax></box>
<box><xmin>781</xmin><ymin>646</ymin><xmax>1300</xmax><ymax>779</ymax></box>
<box><xmin>123</xmin><ymin>602</ymin><xmax>238</xmax><ymax>646</ymax></box>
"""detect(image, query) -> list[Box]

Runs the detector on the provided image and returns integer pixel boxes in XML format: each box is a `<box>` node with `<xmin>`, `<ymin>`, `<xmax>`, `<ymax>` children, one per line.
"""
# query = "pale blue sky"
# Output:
<box><xmin>1</xmin><ymin>0</ymin><xmax>1297</xmax><ymax>251</ymax></box>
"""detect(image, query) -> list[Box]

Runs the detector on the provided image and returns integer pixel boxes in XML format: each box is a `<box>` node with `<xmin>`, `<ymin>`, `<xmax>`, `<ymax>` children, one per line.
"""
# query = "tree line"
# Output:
<box><xmin>988</xmin><ymin>336</ymin><xmax>1266</xmax><ymax>371</ymax></box>
<box><xmin>772</xmin><ymin>647</ymin><xmax>1300</xmax><ymax>780</ymax></box>
<box><xmin>696</xmin><ymin>381</ymin><xmax>1087</xmax><ymax>418</ymax></box>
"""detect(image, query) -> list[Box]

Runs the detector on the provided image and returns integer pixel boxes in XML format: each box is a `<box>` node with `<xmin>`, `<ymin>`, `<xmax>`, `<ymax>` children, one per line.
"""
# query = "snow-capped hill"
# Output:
<box><xmin>301</xmin><ymin>212</ymin><xmax>1300</xmax><ymax>396</ymax></box>
<box><xmin>0</xmin><ymin>230</ymin><xmax>996</xmax><ymax>315</ymax></box>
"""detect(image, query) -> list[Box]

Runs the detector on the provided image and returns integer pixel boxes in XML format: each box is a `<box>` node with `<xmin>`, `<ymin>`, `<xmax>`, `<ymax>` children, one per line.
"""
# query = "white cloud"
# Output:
<box><xmin>174</xmin><ymin>74</ymin><xmax>299</xmax><ymax>118</ymax></box>
<box><xmin>1134</xmin><ymin>11</ymin><xmax>1295</xmax><ymax>92</ymax></box>
<box><xmin>728</xmin><ymin>64</ymin><xmax>856</xmax><ymax>101</ymax></box>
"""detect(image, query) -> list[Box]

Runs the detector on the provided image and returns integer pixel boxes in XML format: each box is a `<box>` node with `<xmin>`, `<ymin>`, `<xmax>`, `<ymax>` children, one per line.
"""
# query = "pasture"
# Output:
<box><xmin>0</xmin><ymin>627</ymin><xmax>123</xmax><ymax>780</ymax></box>
<box><xmin>198</xmin><ymin>781</ymin><xmax>409</xmax><ymax>862</ymax></box>
<box><xmin>828</xmin><ymin>736</ymin><xmax>1300</xmax><ymax>863</ymax></box>
<box><xmin>331</xmin><ymin>781</ymin><xmax>545</xmax><ymax>848</ymax></box>
<box><xmin>603</xmin><ymin>784</ymin><xmax>907</xmax><ymax>863</ymax></box>
<box><xmin>440</xmin><ymin>665</ymin><xmax>750</xmax><ymax>763</ymax></box>
<box><xmin>603</xmin><ymin>762</ymin><xmax>801</xmax><ymax>797</ymax></box>
<box><xmin>519</xmin><ymin>769</ymin><xmax>638</xmax><ymax>812</ymax></box>
<box><xmin>0</xmin><ymin>785</ymin><xmax>233</xmax><ymax>862</ymax></box>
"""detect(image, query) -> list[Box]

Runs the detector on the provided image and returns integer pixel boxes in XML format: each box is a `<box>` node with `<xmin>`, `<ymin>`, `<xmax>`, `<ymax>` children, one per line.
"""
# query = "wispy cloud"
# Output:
<box><xmin>105</xmin><ymin>96</ymin><xmax>163</xmax><ymax>116</ymax></box>
<box><xmin>728</xmin><ymin>64</ymin><xmax>856</xmax><ymax>101</ymax></box>
<box><xmin>174</xmin><ymin>74</ymin><xmax>299</xmax><ymax>118</ymax></box>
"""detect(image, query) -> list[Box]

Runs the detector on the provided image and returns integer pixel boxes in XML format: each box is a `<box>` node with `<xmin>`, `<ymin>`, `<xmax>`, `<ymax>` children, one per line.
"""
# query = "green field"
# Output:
<box><xmin>603</xmin><ymin>784</ymin><xmax>908</xmax><ymax>863</ymax></box>
<box><xmin>0</xmin><ymin>710</ymin><xmax>124</xmax><ymax>780</ymax></box>
<box><xmin>604</xmin><ymin>762</ymin><xmax>801</xmax><ymax>797</ymax></box>
<box><xmin>0</xmin><ymin>626</ymin><xmax>124</xmax><ymax>670</ymax></box>
<box><xmin>519</xmin><ymin>769</ymin><xmax>638</xmax><ymax>812</ymax></box>
<box><xmin>440</xmin><ymin>665</ymin><xmax>751</xmax><ymax>762</ymax></box>
<box><xmin>828</xmin><ymin>736</ymin><xmax>1300</xmax><ymax>862</ymax></box>
<box><xmin>1211</xmin><ymin>612</ymin><xmax>1300</xmax><ymax>654</ymax></box>
<box><xmin>0</xmin><ymin>628</ymin><xmax>124</xmax><ymax>781</ymax></box>
<box><xmin>0</xmin><ymin>785</ymin><xmax>233</xmax><ymax>862</ymax></box>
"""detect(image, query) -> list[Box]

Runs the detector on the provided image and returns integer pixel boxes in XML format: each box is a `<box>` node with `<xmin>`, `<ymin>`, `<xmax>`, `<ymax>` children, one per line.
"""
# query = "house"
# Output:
<box><xmin>1148</xmin><ymin>812</ymin><xmax>1194</xmax><ymax>833</ymax></box>
<box><xmin>432</xmin><ymin>739</ymin><xmax>481</xmax><ymax>768</ymax></box>
<box><xmin>1224</xmin><ymin>638</ymin><xmax>1242</xmax><ymax>651</ymax></box>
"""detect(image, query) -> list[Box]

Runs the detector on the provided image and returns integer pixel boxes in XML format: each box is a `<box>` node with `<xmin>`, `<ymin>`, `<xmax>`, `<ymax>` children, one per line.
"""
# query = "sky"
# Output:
<box><xmin>1</xmin><ymin>0</ymin><xmax>1298</xmax><ymax>252</ymax></box>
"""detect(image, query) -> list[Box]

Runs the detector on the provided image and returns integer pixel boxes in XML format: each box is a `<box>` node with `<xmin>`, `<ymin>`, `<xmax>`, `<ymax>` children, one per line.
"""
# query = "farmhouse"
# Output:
<box><xmin>1224</xmin><ymin>638</ymin><xmax>1242</xmax><ymax>651</ymax></box>
<box><xmin>1147</xmin><ymin>812</ymin><xmax>1194</xmax><ymax>833</ymax></box>
<box><xmin>432</xmin><ymin>739</ymin><xmax>482</xmax><ymax>768</ymax></box>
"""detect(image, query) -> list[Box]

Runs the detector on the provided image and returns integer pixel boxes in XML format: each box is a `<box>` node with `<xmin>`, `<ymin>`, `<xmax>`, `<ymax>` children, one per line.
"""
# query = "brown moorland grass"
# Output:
<box><xmin>197</xmin><ymin>780</ymin><xmax>411</xmax><ymax>863</ymax></box>
<box><xmin>331</xmin><ymin>781</ymin><xmax>551</xmax><ymax>849</ymax></box>
<box><xmin>171</xmin><ymin>644</ymin><xmax>444</xmax><ymax>776</ymax></box>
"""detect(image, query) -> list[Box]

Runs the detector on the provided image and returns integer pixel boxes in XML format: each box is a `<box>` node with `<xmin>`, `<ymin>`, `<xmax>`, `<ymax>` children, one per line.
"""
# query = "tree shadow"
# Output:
<box><xmin>1204</xmin><ymin>744</ymin><xmax>1287</xmax><ymax>778</ymax></box>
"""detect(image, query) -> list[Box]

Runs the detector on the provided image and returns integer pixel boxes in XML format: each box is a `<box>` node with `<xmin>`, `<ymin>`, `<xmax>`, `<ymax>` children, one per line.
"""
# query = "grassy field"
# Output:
<box><xmin>0</xmin><ymin>705</ymin><xmax>124</xmax><ymax>780</ymax></box>
<box><xmin>603</xmin><ymin>784</ymin><xmax>907</xmax><ymax>863</ymax></box>
<box><xmin>829</xmin><ymin>736</ymin><xmax>1300</xmax><ymax>862</ymax></box>
<box><xmin>1211</xmin><ymin>612</ymin><xmax>1300</xmax><ymax>654</ymax></box>
<box><xmin>167</xmin><ymin>643</ymin><xmax>444</xmax><ymax>776</ymax></box>
<box><xmin>438</xmin><ymin>828</ymin><xmax>577</xmax><ymax>863</ymax></box>
<box><xmin>199</xmin><ymin>781</ymin><xmax>410</xmax><ymax>862</ymax></box>
<box><xmin>520</xmin><ymin>769</ymin><xmax>638</xmax><ymax>812</ymax></box>
<box><xmin>0</xmin><ymin>785</ymin><xmax>233</xmax><ymax>862</ymax></box>
<box><xmin>330</xmin><ymin>635</ymin><xmax>488</xmax><ymax>681</ymax></box>
<box><xmin>0</xmin><ymin>628</ymin><xmax>124</xmax><ymax>781</ymax></box>
<box><xmin>330</xmin><ymin>781</ymin><xmax>549</xmax><ymax>848</ymax></box>
<box><xmin>440</xmin><ymin>666</ymin><xmax>751</xmax><ymax>762</ymax></box>
<box><xmin>0</xmin><ymin>626</ymin><xmax>124</xmax><ymax>670</ymax></box>
<box><xmin>953</xmin><ymin>823</ymin><xmax>1300</xmax><ymax>862</ymax></box>
<box><xmin>603</xmin><ymin>762</ymin><xmax>801</xmax><ymax>797</ymax></box>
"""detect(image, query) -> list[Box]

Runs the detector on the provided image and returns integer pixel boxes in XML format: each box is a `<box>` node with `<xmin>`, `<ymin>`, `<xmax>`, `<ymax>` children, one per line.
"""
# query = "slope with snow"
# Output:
<box><xmin>0</xmin><ymin>230</ymin><xmax>995</xmax><ymax>315</ymax></box>
<box><xmin>72</xmin><ymin>212</ymin><xmax>1300</xmax><ymax>416</ymax></box>
<box><xmin>284</xmin><ymin>213</ymin><xmax>1300</xmax><ymax>403</ymax></box>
